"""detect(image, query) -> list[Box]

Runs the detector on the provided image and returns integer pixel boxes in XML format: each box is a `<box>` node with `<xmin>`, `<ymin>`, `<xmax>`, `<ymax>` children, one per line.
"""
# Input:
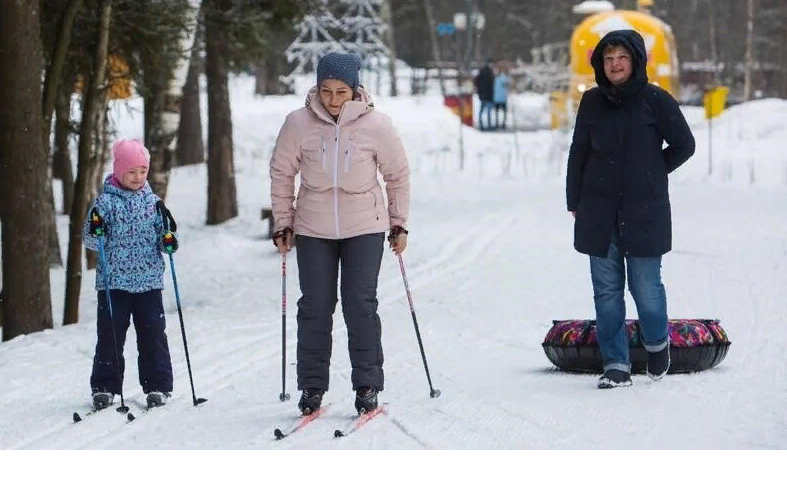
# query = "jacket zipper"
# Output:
<box><xmin>333</xmin><ymin>125</ymin><xmax>340</xmax><ymax>238</ymax></box>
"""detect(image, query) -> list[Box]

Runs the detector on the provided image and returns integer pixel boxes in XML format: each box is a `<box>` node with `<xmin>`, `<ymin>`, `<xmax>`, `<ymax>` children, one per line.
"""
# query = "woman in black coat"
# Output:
<box><xmin>565</xmin><ymin>29</ymin><xmax>695</xmax><ymax>389</ymax></box>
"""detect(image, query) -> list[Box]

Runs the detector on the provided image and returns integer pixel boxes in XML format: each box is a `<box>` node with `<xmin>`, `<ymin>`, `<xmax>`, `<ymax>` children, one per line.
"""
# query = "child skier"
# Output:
<box><xmin>84</xmin><ymin>138</ymin><xmax>178</xmax><ymax>410</ymax></box>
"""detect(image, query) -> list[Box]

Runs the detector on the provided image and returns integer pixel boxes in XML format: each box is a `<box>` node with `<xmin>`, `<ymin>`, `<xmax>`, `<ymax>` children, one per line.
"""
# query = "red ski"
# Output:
<box><xmin>273</xmin><ymin>404</ymin><xmax>330</xmax><ymax>440</ymax></box>
<box><xmin>333</xmin><ymin>404</ymin><xmax>388</xmax><ymax>438</ymax></box>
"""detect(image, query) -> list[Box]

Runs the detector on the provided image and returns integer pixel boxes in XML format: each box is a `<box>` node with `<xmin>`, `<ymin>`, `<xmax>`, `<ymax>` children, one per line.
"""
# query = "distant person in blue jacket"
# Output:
<box><xmin>493</xmin><ymin>64</ymin><xmax>510</xmax><ymax>130</ymax></box>
<box><xmin>84</xmin><ymin>139</ymin><xmax>179</xmax><ymax>410</ymax></box>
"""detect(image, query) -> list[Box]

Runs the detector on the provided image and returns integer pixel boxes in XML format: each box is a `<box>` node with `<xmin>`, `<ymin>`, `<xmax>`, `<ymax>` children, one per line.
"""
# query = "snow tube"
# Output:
<box><xmin>542</xmin><ymin>319</ymin><xmax>731</xmax><ymax>374</ymax></box>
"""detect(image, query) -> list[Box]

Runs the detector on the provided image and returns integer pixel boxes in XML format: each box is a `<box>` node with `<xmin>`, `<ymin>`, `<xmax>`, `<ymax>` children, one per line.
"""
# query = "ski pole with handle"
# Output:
<box><xmin>157</xmin><ymin>201</ymin><xmax>207</xmax><ymax>407</ymax></box>
<box><xmin>396</xmin><ymin>253</ymin><xmax>441</xmax><ymax>399</ymax></box>
<box><xmin>92</xmin><ymin>208</ymin><xmax>131</xmax><ymax>414</ymax></box>
<box><xmin>279</xmin><ymin>252</ymin><xmax>290</xmax><ymax>401</ymax></box>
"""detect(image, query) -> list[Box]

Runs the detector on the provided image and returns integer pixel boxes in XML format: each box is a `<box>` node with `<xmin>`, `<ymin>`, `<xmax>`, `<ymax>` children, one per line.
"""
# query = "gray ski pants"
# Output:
<box><xmin>295</xmin><ymin>232</ymin><xmax>385</xmax><ymax>392</ymax></box>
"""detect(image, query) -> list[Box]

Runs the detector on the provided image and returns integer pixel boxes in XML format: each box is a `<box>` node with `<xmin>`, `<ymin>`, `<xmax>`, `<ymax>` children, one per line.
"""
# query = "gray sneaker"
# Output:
<box><xmin>597</xmin><ymin>370</ymin><xmax>633</xmax><ymax>389</ymax></box>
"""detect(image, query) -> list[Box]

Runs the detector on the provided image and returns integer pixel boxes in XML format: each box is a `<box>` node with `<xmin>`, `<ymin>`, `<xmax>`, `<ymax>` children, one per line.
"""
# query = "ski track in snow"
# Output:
<box><xmin>2</xmin><ymin>84</ymin><xmax>787</xmax><ymax>449</ymax></box>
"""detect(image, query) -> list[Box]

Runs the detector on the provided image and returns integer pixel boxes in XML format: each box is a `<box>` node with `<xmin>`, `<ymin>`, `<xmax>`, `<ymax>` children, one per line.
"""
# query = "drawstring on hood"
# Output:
<box><xmin>590</xmin><ymin>29</ymin><xmax>649</xmax><ymax>107</ymax></box>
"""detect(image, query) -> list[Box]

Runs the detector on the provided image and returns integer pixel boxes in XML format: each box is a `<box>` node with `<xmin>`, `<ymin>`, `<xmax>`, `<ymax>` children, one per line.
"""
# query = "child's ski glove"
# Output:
<box><xmin>155</xmin><ymin>201</ymin><xmax>178</xmax><ymax>254</ymax></box>
<box><xmin>161</xmin><ymin>232</ymin><xmax>179</xmax><ymax>253</ymax></box>
<box><xmin>88</xmin><ymin>208</ymin><xmax>107</xmax><ymax>237</ymax></box>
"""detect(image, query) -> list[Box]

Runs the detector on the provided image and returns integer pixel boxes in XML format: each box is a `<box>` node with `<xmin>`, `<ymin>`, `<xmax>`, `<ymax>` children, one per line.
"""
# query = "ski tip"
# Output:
<box><xmin>73</xmin><ymin>412</ymin><xmax>82</xmax><ymax>423</ymax></box>
<box><xmin>195</xmin><ymin>398</ymin><xmax>208</xmax><ymax>406</ymax></box>
<box><xmin>127</xmin><ymin>412</ymin><xmax>136</xmax><ymax>422</ymax></box>
<box><xmin>333</xmin><ymin>429</ymin><xmax>344</xmax><ymax>438</ymax></box>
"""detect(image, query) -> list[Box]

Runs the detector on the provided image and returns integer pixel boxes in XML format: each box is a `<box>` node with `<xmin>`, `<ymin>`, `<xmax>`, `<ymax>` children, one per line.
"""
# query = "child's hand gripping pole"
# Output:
<box><xmin>89</xmin><ymin>208</ymin><xmax>107</xmax><ymax>237</ymax></box>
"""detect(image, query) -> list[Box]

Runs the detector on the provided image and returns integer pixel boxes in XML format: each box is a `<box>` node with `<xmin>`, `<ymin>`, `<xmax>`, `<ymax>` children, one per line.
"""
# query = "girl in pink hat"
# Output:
<box><xmin>83</xmin><ymin>138</ymin><xmax>179</xmax><ymax>410</ymax></box>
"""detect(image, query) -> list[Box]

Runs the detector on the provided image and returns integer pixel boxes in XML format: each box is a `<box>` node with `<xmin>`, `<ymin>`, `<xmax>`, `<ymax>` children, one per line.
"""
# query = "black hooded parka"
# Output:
<box><xmin>566</xmin><ymin>29</ymin><xmax>696</xmax><ymax>257</ymax></box>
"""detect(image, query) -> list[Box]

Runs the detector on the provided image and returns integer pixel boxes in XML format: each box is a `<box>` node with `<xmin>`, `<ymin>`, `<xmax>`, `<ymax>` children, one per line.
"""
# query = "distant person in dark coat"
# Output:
<box><xmin>565</xmin><ymin>29</ymin><xmax>695</xmax><ymax>389</ymax></box>
<box><xmin>474</xmin><ymin>61</ymin><xmax>495</xmax><ymax>130</ymax></box>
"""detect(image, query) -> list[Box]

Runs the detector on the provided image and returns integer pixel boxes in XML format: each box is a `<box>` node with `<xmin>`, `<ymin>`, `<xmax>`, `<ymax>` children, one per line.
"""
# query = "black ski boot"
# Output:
<box><xmin>298</xmin><ymin>389</ymin><xmax>324</xmax><ymax>415</ymax></box>
<box><xmin>354</xmin><ymin>386</ymin><xmax>378</xmax><ymax>414</ymax></box>
<box><xmin>92</xmin><ymin>392</ymin><xmax>114</xmax><ymax>410</ymax></box>
<box><xmin>146</xmin><ymin>391</ymin><xmax>171</xmax><ymax>408</ymax></box>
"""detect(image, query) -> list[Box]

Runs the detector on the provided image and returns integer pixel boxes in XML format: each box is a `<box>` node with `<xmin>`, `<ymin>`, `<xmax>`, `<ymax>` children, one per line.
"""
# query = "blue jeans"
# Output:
<box><xmin>589</xmin><ymin>236</ymin><xmax>669</xmax><ymax>373</ymax></box>
<box><xmin>478</xmin><ymin>101</ymin><xmax>495</xmax><ymax>130</ymax></box>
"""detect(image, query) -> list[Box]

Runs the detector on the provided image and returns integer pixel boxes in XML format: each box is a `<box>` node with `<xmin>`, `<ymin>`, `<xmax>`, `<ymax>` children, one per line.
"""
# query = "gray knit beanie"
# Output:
<box><xmin>316</xmin><ymin>52</ymin><xmax>362</xmax><ymax>90</ymax></box>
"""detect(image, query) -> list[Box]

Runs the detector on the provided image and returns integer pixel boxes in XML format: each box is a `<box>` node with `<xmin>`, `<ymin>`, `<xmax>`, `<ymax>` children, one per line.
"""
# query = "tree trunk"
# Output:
<box><xmin>205</xmin><ymin>0</ymin><xmax>238</xmax><ymax>225</ymax></box>
<box><xmin>63</xmin><ymin>0</ymin><xmax>112</xmax><ymax>326</ymax></box>
<box><xmin>42</xmin><ymin>0</ymin><xmax>84</xmax><ymax>156</ymax></box>
<box><xmin>177</xmin><ymin>21</ymin><xmax>205</xmax><ymax>167</ymax></box>
<box><xmin>381</xmin><ymin>0</ymin><xmax>398</xmax><ymax>96</ymax></box>
<box><xmin>743</xmin><ymin>0</ymin><xmax>755</xmax><ymax>101</ymax></box>
<box><xmin>40</xmin><ymin>0</ymin><xmax>84</xmax><ymax>269</ymax></box>
<box><xmin>254</xmin><ymin>55</ymin><xmax>288</xmax><ymax>96</ymax></box>
<box><xmin>254</xmin><ymin>61</ymin><xmax>269</xmax><ymax>96</ymax></box>
<box><xmin>53</xmin><ymin>79</ymin><xmax>75</xmax><ymax>214</ymax></box>
<box><xmin>85</xmin><ymin>103</ymin><xmax>110</xmax><ymax>271</ymax></box>
<box><xmin>423</xmin><ymin>0</ymin><xmax>447</xmax><ymax>96</ymax></box>
<box><xmin>0</xmin><ymin>0</ymin><xmax>54</xmax><ymax>340</ymax></box>
<box><xmin>781</xmin><ymin>6</ymin><xmax>787</xmax><ymax>98</ymax></box>
<box><xmin>146</xmin><ymin>0</ymin><xmax>201</xmax><ymax>199</ymax></box>
<box><xmin>45</xmin><ymin>179</ymin><xmax>63</xmax><ymax>266</ymax></box>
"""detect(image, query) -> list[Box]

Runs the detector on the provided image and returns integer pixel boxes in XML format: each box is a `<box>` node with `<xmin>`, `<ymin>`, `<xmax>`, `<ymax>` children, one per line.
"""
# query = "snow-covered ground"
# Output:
<box><xmin>1</xmin><ymin>74</ymin><xmax>786</xmax><ymax>462</ymax></box>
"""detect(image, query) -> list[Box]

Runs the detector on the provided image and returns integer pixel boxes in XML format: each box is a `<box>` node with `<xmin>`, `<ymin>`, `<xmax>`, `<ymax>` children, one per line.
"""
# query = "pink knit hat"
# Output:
<box><xmin>112</xmin><ymin>139</ymin><xmax>150</xmax><ymax>177</ymax></box>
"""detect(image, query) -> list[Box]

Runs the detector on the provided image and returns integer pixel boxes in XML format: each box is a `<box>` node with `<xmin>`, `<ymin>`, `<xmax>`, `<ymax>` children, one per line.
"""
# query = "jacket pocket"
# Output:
<box><xmin>301</xmin><ymin>135</ymin><xmax>325</xmax><ymax>167</ymax></box>
<box><xmin>300</xmin><ymin>135</ymin><xmax>332</xmax><ymax>188</ymax></box>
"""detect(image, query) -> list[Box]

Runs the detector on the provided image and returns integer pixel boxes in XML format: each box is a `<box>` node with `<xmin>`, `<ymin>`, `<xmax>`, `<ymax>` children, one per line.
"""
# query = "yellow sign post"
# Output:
<box><xmin>704</xmin><ymin>86</ymin><xmax>728</xmax><ymax>119</ymax></box>
<box><xmin>703</xmin><ymin>86</ymin><xmax>729</xmax><ymax>176</ymax></box>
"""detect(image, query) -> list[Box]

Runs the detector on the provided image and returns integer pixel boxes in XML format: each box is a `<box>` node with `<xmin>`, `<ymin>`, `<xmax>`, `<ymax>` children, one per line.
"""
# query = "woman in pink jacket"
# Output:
<box><xmin>270</xmin><ymin>52</ymin><xmax>410</xmax><ymax>416</ymax></box>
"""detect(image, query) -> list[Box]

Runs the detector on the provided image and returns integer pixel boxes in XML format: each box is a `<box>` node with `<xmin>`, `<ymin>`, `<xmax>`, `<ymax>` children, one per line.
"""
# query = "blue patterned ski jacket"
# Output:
<box><xmin>83</xmin><ymin>176</ymin><xmax>173</xmax><ymax>293</ymax></box>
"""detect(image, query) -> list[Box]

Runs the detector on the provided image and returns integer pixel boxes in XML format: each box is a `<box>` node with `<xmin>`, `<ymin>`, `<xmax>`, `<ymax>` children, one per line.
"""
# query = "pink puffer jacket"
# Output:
<box><xmin>270</xmin><ymin>86</ymin><xmax>410</xmax><ymax>240</ymax></box>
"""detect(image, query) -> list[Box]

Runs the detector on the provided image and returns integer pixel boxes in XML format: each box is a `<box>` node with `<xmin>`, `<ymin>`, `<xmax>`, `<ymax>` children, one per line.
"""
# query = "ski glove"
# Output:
<box><xmin>161</xmin><ymin>232</ymin><xmax>179</xmax><ymax>254</ymax></box>
<box><xmin>388</xmin><ymin>225</ymin><xmax>408</xmax><ymax>255</ymax></box>
<box><xmin>155</xmin><ymin>201</ymin><xmax>179</xmax><ymax>254</ymax></box>
<box><xmin>272</xmin><ymin>227</ymin><xmax>294</xmax><ymax>253</ymax></box>
<box><xmin>387</xmin><ymin>225</ymin><xmax>408</xmax><ymax>244</ymax></box>
<box><xmin>88</xmin><ymin>208</ymin><xmax>108</xmax><ymax>237</ymax></box>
